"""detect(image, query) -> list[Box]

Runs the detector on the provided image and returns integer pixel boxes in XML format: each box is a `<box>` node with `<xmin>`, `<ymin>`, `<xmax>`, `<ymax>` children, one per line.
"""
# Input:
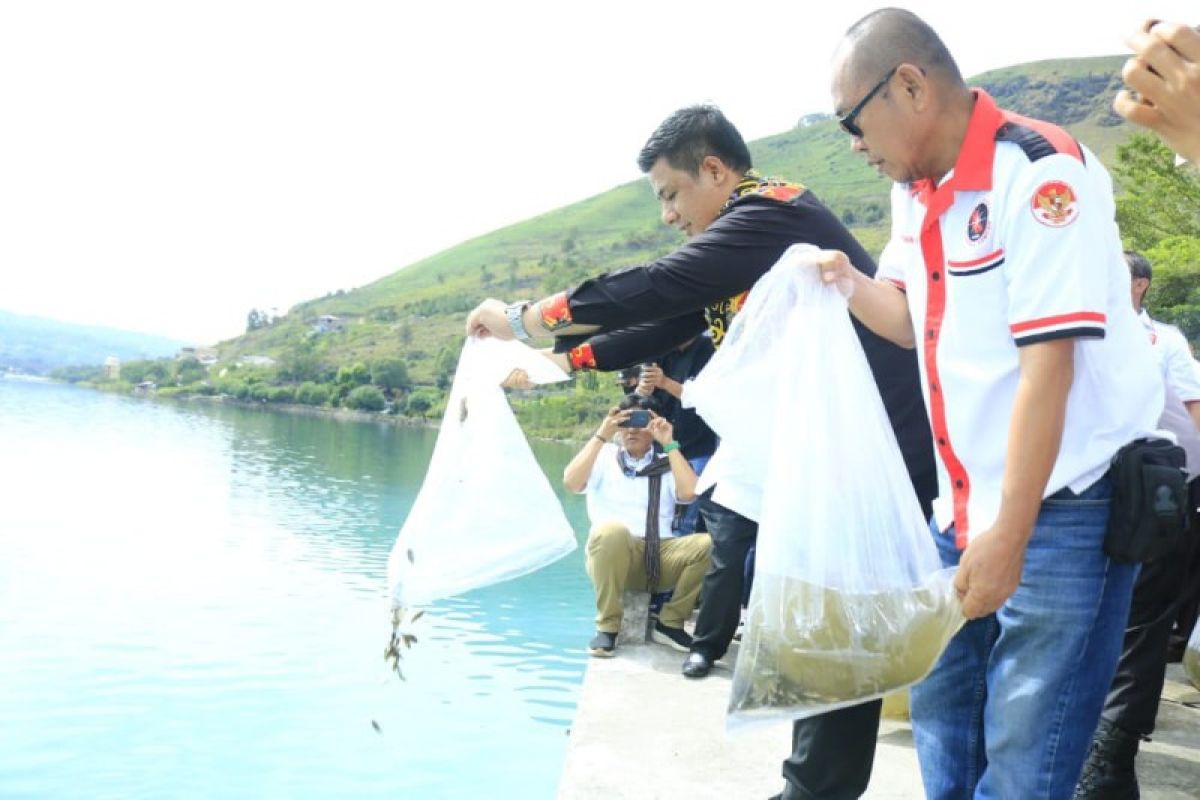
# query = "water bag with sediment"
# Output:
<box><xmin>685</xmin><ymin>245</ymin><xmax>964</xmax><ymax>726</ymax></box>
<box><xmin>732</xmin><ymin>574</ymin><xmax>961</xmax><ymax>717</ymax></box>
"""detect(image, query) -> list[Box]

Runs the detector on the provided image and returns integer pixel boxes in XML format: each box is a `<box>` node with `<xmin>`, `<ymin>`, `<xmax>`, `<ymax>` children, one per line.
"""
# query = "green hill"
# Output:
<box><xmin>217</xmin><ymin>56</ymin><xmax>1130</xmax><ymax>382</ymax></box>
<box><xmin>0</xmin><ymin>310</ymin><xmax>185</xmax><ymax>376</ymax></box>
<box><xmin>82</xmin><ymin>55</ymin><xmax>1142</xmax><ymax>436</ymax></box>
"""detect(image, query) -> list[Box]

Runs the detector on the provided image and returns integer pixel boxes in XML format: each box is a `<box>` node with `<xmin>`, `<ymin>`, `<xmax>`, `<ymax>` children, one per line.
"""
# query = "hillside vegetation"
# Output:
<box><xmin>60</xmin><ymin>55</ymin><xmax>1199</xmax><ymax>439</ymax></box>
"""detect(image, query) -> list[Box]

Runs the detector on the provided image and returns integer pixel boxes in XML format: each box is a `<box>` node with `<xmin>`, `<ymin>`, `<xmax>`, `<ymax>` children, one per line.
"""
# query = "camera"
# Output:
<box><xmin>618</xmin><ymin>409</ymin><xmax>651</xmax><ymax>429</ymax></box>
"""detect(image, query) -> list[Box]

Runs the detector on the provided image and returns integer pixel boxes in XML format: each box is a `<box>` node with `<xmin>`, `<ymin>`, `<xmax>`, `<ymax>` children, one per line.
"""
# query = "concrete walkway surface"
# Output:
<box><xmin>557</xmin><ymin>641</ymin><xmax>1200</xmax><ymax>799</ymax></box>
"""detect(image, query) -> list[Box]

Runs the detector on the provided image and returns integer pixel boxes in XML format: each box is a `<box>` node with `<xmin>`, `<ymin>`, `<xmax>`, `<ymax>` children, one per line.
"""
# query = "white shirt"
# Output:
<box><xmin>582</xmin><ymin>444</ymin><xmax>682</xmax><ymax>539</ymax></box>
<box><xmin>877</xmin><ymin>90</ymin><xmax>1162</xmax><ymax>546</ymax></box>
<box><xmin>1140</xmin><ymin>309</ymin><xmax>1200</xmax><ymax>477</ymax></box>
<box><xmin>693</xmin><ymin>438</ymin><xmax>761</xmax><ymax>523</ymax></box>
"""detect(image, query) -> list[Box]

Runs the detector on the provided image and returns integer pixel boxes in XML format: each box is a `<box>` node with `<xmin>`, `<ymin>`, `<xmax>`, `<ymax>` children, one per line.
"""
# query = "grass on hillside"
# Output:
<box><xmin>188</xmin><ymin>55</ymin><xmax>1141</xmax><ymax>438</ymax></box>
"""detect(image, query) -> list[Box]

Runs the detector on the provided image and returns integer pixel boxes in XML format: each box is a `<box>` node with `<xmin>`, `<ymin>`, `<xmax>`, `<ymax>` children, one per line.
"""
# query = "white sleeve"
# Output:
<box><xmin>1000</xmin><ymin>154</ymin><xmax>1111</xmax><ymax>346</ymax></box>
<box><xmin>876</xmin><ymin>184</ymin><xmax>911</xmax><ymax>290</ymax></box>
<box><xmin>583</xmin><ymin>444</ymin><xmax>610</xmax><ymax>494</ymax></box>
<box><xmin>1158</xmin><ymin>324</ymin><xmax>1200</xmax><ymax>402</ymax></box>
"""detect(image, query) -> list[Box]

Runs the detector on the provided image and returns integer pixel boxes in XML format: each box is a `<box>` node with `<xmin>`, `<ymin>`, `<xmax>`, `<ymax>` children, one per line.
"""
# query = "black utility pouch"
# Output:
<box><xmin>1105</xmin><ymin>437</ymin><xmax>1188</xmax><ymax>563</ymax></box>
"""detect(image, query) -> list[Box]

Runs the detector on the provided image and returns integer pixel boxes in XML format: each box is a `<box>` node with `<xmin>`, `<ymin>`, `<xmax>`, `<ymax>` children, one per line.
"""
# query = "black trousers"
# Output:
<box><xmin>690</xmin><ymin>498</ymin><xmax>757</xmax><ymax>661</ymax></box>
<box><xmin>1100</xmin><ymin>477</ymin><xmax>1200</xmax><ymax>735</ymax></box>
<box><xmin>1172</xmin><ymin>480</ymin><xmax>1200</xmax><ymax>650</ymax></box>
<box><xmin>780</xmin><ymin>701</ymin><xmax>882</xmax><ymax>800</ymax></box>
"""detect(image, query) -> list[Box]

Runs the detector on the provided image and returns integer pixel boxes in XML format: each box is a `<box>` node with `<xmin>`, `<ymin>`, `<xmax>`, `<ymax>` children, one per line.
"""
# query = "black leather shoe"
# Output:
<box><xmin>681</xmin><ymin>651</ymin><xmax>713</xmax><ymax>678</ymax></box>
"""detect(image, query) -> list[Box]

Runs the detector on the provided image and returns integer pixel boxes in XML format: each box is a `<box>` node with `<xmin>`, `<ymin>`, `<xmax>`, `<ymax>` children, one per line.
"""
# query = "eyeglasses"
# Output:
<box><xmin>838</xmin><ymin>67</ymin><xmax>898</xmax><ymax>138</ymax></box>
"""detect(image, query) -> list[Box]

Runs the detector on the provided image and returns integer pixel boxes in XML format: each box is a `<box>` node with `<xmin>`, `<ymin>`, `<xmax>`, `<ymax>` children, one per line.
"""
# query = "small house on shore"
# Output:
<box><xmin>312</xmin><ymin>315</ymin><xmax>345</xmax><ymax>334</ymax></box>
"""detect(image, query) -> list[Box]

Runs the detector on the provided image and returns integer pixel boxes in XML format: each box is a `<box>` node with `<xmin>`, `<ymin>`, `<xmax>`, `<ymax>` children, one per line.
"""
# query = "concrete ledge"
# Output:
<box><xmin>558</xmin><ymin>648</ymin><xmax>1200</xmax><ymax>799</ymax></box>
<box><xmin>617</xmin><ymin>590</ymin><xmax>650</xmax><ymax>646</ymax></box>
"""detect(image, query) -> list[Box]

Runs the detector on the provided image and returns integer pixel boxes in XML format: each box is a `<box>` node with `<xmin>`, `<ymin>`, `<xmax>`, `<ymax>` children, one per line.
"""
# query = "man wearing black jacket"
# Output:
<box><xmin>466</xmin><ymin>105</ymin><xmax>935</xmax><ymax>799</ymax></box>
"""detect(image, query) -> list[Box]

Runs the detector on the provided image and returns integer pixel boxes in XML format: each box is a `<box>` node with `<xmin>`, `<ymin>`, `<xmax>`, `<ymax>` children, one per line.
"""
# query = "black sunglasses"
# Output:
<box><xmin>838</xmin><ymin>66</ymin><xmax>898</xmax><ymax>138</ymax></box>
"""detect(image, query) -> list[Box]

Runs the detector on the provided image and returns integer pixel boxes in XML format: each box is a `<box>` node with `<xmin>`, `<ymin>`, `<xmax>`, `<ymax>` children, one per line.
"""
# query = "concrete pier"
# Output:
<box><xmin>557</xmin><ymin>641</ymin><xmax>1200</xmax><ymax>799</ymax></box>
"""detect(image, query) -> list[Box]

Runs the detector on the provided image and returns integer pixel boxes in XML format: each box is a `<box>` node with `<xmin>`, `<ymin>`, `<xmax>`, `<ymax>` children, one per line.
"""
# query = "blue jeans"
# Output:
<box><xmin>910</xmin><ymin>478</ymin><xmax>1137</xmax><ymax>800</ymax></box>
<box><xmin>674</xmin><ymin>455</ymin><xmax>711</xmax><ymax>535</ymax></box>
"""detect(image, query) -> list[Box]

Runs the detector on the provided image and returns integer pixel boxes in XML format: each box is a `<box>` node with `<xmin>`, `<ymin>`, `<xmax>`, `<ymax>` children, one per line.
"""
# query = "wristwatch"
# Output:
<box><xmin>505</xmin><ymin>301</ymin><xmax>532</xmax><ymax>341</ymax></box>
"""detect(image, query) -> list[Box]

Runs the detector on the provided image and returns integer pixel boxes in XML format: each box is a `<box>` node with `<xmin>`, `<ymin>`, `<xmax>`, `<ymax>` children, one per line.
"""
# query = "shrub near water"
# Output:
<box><xmin>346</xmin><ymin>385</ymin><xmax>386</xmax><ymax>412</ymax></box>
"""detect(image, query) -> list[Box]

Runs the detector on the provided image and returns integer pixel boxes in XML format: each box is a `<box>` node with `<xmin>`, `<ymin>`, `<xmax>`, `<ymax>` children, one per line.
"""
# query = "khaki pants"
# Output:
<box><xmin>585</xmin><ymin>519</ymin><xmax>712</xmax><ymax>632</ymax></box>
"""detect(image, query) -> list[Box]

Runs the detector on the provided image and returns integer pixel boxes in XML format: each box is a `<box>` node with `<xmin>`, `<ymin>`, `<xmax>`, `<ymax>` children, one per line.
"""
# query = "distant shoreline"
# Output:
<box><xmin>24</xmin><ymin>377</ymin><xmax>584</xmax><ymax>445</ymax></box>
<box><xmin>165</xmin><ymin>392</ymin><xmax>442</xmax><ymax>429</ymax></box>
<box><xmin>2</xmin><ymin>373</ymin><xmax>54</xmax><ymax>383</ymax></box>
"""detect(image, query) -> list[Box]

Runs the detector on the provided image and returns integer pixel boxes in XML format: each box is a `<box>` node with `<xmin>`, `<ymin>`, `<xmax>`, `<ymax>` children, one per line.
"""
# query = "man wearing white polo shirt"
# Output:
<box><xmin>823</xmin><ymin>9</ymin><xmax>1162</xmax><ymax>799</ymax></box>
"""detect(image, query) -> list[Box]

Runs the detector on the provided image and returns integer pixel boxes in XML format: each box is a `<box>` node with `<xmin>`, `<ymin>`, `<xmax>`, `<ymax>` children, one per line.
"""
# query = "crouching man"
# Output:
<box><xmin>564</xmin><ymin>395</ymin><xmax>711</xmax><ymax>657</ymax></box>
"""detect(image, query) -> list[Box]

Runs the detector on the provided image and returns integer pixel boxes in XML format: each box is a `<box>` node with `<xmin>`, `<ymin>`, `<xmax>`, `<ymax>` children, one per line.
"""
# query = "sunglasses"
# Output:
<box><xmin>838</xmin><ymin>66</ymin><xmax>898</xmax><ymax>138</ymax></box>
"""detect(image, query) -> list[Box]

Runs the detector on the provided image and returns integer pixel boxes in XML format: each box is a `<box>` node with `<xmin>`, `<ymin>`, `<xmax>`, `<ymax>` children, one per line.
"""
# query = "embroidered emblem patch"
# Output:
<box><xmin>1031</xmin><ymin>181</ymin><xmax>1078</xmax><ymax>227</ymax></box>
<box><xmin>967</xmin><ymin>202</ymin><xmax>989</xmax><ymax>242</ymax></box>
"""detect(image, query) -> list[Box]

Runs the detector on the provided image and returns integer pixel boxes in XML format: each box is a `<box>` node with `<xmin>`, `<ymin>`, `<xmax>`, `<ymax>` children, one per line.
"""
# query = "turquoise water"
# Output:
<box><xmin>0</xmin><ymin>379</ymin><xmax>593</xmax><ymax>799</ymax></box>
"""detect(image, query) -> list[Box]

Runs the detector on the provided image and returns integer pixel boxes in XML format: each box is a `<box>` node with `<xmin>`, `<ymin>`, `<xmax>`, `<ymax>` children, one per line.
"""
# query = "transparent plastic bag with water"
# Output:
<box><xmin>386</xmin><ymin>337</ymin><xmax>576</xmax><ymax>608</ymax></box>
<box><xmin>1185</xmin><ymin>617</ymin><xmax>1200</xmax><ymax>690</ymax></box>
<box><xmin>687</xmin><ymin>244</ymin><xmax>964</xmax><ymax>726</ymax></box>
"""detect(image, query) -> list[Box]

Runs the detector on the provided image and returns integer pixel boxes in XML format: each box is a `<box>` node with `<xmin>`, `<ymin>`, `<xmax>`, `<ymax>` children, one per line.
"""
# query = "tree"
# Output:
<box><xmin>278</xmin><ymin>347</ymin><xmax>323</xmax><ymax>383</ymax></box>
<box><xmin>346</xmin><ymin>385</ymin><xmax>386</xmax><ymax>411</ymax></box>
<box><xmin>399</xmin><ymin>320</ymin><xmax>414</xmax><ymax>346</ymax></box>
<box><xmin>1113</xmin><ymin>134</ymin><xmax>1200</xmax><ymax>250</ymax></box>
<box><xmin>1144</xmin><ymin>236</ymin><xmax>1200</xmax><ymax>344</ymax></box>
<box><xmin>246</xmin><ymin>309</ymin><xmax>268</xmax><ymax>331</ymax></box>
<box><xmin>433</xmin><ymin>346</ymin><xmax>458</xmax><ymax>390</ymax></box>
<box><xmin>405</xmin><ymin>390</ymin><xmax>436</xmax><ymax>417</ymax></box>
<box><xmin>371</xmin><ymin>358</ymin><xmax>410</xmax><ymax>392</ymax></box>
<box><xmin>175</xmin><ymin>357</ymin><xmax>207</xmax><ymax>386</ymax></box>
<box><xmin>335</xmin><ymin>362</ymin><xmax>370</xmax><ymax>387</ymax></box>
<box><xmin>295</xmin><ymin>382</ymin><xmax>332</xmax><ymax>406</ymax></box>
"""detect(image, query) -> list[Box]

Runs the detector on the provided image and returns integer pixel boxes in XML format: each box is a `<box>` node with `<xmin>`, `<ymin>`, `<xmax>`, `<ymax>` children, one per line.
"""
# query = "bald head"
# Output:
<box><xmin>839</xmin><ymin>8</ymin><xmax>963</xmax><ymax>89</ymax></box>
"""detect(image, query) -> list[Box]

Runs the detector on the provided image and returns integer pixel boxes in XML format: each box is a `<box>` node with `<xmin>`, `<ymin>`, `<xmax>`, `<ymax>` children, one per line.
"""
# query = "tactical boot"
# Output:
<box><xmin>1073</xmin><ymin>718</ymin><xmax>1142</xmax><ymax>800</ymax></box>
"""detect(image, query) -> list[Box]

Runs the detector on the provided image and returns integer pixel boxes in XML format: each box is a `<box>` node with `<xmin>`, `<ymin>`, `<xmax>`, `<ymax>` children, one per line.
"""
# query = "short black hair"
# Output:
<box><xmin>617</xmin><ymin>393</ymin><xmax>661</xmax><ymax>416</ymax></box>
<box><xmin>636</xmin><ymin>105</ymin><xmax>753</xmax><ymax>175</ymax></box>
<box><xmin>1125</xmin><ymin>251</ymin><xmax>1152</xmax><ymax>282</ymax></box>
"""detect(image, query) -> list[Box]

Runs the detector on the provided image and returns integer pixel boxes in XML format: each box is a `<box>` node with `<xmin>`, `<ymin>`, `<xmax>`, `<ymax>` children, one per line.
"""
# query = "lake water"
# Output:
<box><xmin>0</xmin><ymin>378</ymin><xmax>594</xmax><ymax>799</ymax></box>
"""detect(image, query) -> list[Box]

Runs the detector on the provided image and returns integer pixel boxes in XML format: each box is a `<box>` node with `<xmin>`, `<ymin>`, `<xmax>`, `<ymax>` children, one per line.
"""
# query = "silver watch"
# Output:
<box><xmin>505</xmin><ymin>301</ymin><xmax>532</xmax><ymax>341</ymax></box>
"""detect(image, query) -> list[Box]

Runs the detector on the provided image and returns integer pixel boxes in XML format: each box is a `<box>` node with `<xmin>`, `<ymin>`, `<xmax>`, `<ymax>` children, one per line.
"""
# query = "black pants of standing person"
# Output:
<box><xmin>1101</xmin><ymin>477</ymin><xmax>1200</xmax><ymax>735</ymax></box>
<box><xmin>694</xmin><ymin>500</ymin><xmax>883</xmax><ymax>800</ymax></box>
<box><xmin>690</xmin><ymin>498</ymin><xmax>756</xmax><ymax>662</ymax></box>
<box><xmin>1170</xmin><ymin>479</ymin><xmax>1200</xmax><ymax>657</ymax></box>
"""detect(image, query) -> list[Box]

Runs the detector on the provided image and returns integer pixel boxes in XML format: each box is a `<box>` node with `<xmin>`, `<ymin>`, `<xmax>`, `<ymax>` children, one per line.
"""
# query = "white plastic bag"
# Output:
<box><xmin>386</xmin><ymin>337</ymin><xmax>576</xmax><ymax>608</ymax></box>
<box><xmin>688</xmin><ymin>244</ymin><xmax>963</xmax><ymax>726</ymax></box>
<box><xmin>1185</xmin><ymin>617</ymin><xmax>1200</xmax><ymax>690</ymax></box>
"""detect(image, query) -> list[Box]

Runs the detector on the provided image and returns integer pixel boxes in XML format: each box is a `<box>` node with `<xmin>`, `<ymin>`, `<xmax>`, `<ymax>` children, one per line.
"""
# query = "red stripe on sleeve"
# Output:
<box><xmin>1009</xmin><ymin>311</ymin><xmax>1106</xmax><ymax>334</ymax></box>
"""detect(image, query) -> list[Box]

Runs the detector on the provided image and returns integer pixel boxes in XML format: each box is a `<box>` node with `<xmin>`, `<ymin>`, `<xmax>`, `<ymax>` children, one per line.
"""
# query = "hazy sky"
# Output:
<box><xmin>1</xmin><ymin>1</ymin><xmax>1192</xmax><ymax>344</ymax></box>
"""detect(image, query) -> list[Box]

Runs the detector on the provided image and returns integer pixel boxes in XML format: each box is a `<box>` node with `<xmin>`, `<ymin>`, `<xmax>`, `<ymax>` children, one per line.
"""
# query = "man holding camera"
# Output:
<box><xmin>563</xmin><ymin>395</ymin><xmax>709</xmax><ymax>657</ymax></box>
